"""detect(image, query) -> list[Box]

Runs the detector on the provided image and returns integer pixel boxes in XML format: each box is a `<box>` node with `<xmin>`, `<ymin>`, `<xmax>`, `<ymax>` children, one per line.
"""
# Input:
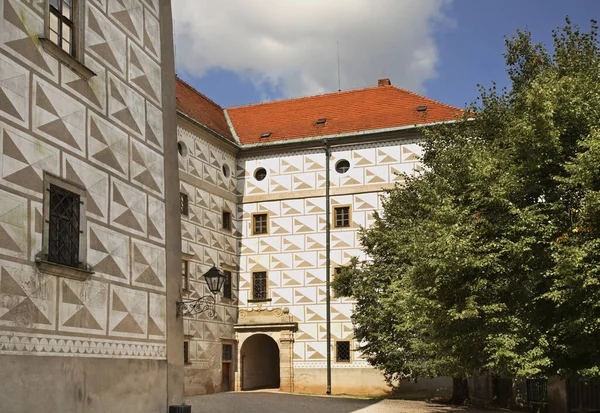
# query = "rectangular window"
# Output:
<box><xmin>222</xmin><ymin>211</ymin><xmax>231</xmax><ymax>231</ymax></box>
<box><xmin>336</xmin><ymin>341</ymin><xmax>351</xmax><ymax>362</ymax></box>
<box><xmin>180</xmin><ymin>192</ymin><xmax>189</xmax><ymax>216</ymax></box>
<box><xmin>252</xmin><ymin>213</ymin><xmax>268</xmax><ymax>235</ymax></box>
<box><xmin>223</xmin><ymin>270</ymin><xmax>232</xmax><ymax>299</ymax></box>
<box><xmin>222</xmin><ymin>344</ymin><xmax>233</xmax><ymax>362</ymax></box>
<box><xmin>183</xmin><ymin>341</ymin><xmax>190</xmax><ymax>364</ymax></box>
<box><xmin>47</xmin><ymin>183</ymin><xmax>81</xmax><ymax>267</ymax></box>
<box><xmin>334</xmin><ymin>206</ymin><xmax>350</xmax><ymax>228</ymax></box>
<box><xmin>182</xmin><ymin>260</ymin><xmax>189</xmax><ymax>291</ymax></box>
<box><xmin>252</xmin><ymin>271</ymin><xmax>267</xmax><ymax>300</ymax></box>
<box><xmin>49</xmin><ymin>0</ymin><xmax>75</xmax><ymax>56</ymax></box>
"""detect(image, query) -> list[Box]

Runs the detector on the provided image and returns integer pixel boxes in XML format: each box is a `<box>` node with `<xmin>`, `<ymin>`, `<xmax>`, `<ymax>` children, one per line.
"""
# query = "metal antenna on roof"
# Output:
<box><xmin>337</xmin><ymin>41</ymin><xmax>341</xmax><ymax>92</ymax></box>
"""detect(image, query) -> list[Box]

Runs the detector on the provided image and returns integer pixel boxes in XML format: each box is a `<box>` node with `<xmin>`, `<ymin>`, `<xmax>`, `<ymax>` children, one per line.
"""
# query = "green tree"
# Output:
<box><xmin>333</xmin><ymin>19</ymin><xmax>600</xmax><ymax>397</ymax></box>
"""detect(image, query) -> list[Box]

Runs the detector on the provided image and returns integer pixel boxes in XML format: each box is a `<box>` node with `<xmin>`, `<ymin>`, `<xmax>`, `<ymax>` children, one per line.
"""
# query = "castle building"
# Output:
<box><xmin>0</xmin><ymin>0</ymin><xmax>183</xmax><ymax>411</ymax></box>
<box><xmin>175</xmin><ymin>77</ymin><xmax>461</xmax><ymax>396</ymax></box>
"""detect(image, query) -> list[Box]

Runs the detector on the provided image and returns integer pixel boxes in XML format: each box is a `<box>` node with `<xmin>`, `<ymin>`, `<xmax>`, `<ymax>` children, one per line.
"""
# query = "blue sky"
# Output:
<box><xmin>175</xmin><ymin>1</ymin><xmax>599</xmax><ymax>109</ymax></box>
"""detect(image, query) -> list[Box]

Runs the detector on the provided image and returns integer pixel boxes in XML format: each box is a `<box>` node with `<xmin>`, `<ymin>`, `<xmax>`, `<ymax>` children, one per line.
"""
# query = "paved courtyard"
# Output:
<box><xmin>186</xmin><ymin>391</ymin><xmax>503</xmax><ymax>413</ymax></box>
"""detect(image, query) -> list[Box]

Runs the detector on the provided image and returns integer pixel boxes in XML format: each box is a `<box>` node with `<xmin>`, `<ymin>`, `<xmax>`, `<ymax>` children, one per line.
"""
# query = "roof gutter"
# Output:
<box><xmin>177</xmin><ymin>110</ymin><xmax>241</xmax><ymax>150</ymax></box>
<box><xmin>237</xmin><ymin>118</ymin><xmax>471</xmax><ymax>154</ymax></box>
<box><xmin>223</xmin><ymin>109</ymin><xmax>242</xmax><ymax>145</ymax></box>
<box><xmin>239</xmin><ymin>119</ymin><xmax>468</xmax><ymax>150</ymax></box>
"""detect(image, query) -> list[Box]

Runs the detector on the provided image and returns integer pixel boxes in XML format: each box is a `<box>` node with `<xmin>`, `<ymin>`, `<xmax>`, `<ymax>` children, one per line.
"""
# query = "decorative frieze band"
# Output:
<box><xmin>0</xmin><ymin>332</ymin><xmax>166</xmax><ymax>359</ymax></box>
<box><xmin>293</xmin><ymin>361</ymin><xmax>371</xmax><ymax>369</ymax></box>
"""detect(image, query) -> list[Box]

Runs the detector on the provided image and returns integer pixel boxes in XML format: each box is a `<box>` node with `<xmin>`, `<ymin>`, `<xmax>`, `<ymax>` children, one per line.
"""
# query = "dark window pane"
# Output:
<box><xmin>336</xmin><ymin>341</ymin><xmax>351</xmax><ymax>362</ymax></box>
<box><xmin>223</xmin><ymin>270</ymin><xmax>232</xmax><ymax>299</ymax></box>
<box><xmin>180</xmin><ymin>193</ymin><xmax>189</xmax><ymax>215</ymax></box>
<box><xmin>222</xmin><ymin>344</ymin><xmax>233</xmax><ymax>361</ymax></box>
<box><xmin>252</xmin><ymin>272</ymin><xmax>267</xmax><ymax>299</ymax></box>
<box><xmin>223</xmin><ymin>211</ymin><xmax>231</xmax><ymax>230</ymax></box>
<box><xmin>48</xmin><ymin>184</ymin><xmax>80</xmax><ymax>267</ymax></box>
<box><xmin>184</xmin><ymin>341</ymin><xmax>189</xmax><ymax>364</ymax></box>
<box><xmin>335</xmin><ymin>207</ymin><xmax>350</xmax><ymax>227</ymax></box>
<box><xmin>182</xmin><ymin>260</ymin><xmax>189</xmax><ymax>290</ymax></box>
<box><xmin>253</xmin><ymin>214</ymin><xmax>267</xmax><ymax>234</ymax></box>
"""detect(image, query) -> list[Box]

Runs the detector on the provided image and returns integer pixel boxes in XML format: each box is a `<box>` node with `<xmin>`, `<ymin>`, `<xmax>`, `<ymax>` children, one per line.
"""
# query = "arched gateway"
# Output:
<box><xmin>241</xmin><ymin>334</ymin><xmax>280</xmax><ymax>390</ymax></box>
<box><xmin>234</xmin><ymin>307</ymin><xmax>297</xmax><ymax>392</ymax></box>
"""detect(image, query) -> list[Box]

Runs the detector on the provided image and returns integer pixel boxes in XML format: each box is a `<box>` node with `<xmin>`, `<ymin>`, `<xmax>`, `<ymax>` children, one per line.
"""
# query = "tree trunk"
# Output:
<box><xmin>450</xmin><ymin>377</ymin><xmax>470</xmax><ymax>405</ymax></box>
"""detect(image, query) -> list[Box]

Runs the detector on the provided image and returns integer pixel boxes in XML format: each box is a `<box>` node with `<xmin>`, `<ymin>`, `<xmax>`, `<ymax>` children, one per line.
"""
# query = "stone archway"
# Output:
<box><xmin>240</xmin><ymin>334</ymin><xmax>280</xmax><ymax>390</ymax></box>
<box><xmin>234</xmin><ymin>307</ymin><xmax>297</xmax><ymax>392</ymax></box>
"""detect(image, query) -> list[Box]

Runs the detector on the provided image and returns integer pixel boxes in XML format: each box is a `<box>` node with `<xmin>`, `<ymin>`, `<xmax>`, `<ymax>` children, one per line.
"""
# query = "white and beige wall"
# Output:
<box><xmin>238</xmin><ymin>138</ymin><xmax>426</xmax><ymax>395</ymax></box>
<box><xmin>0</xmin><ymin>0</ymin><xmax>179</xmax><ymax>411</ymax></box>
<box><xmin>177</xmin><ymin>122</ymin><xmax>240</xmax><ymax>395</ymax></box>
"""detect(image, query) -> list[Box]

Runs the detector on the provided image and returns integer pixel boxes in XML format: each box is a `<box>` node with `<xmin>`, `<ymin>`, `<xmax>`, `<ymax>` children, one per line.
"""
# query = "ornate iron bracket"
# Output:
<box><xmin>177</xmin><ymin>296</ymin><xmax>216</xmax><ymax>317</ymax></box>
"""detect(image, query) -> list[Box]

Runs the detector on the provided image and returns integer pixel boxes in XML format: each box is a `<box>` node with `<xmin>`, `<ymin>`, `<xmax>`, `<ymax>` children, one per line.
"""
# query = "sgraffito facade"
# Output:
<box><xmin>175</xmin><ymin>77</ymin><xmax>459</xmax><ymax>397</ymax></box>
<box><xmin>0</xmin><ymin>0</ymin><xmax>181</xmax><ymax>411</ymax></box>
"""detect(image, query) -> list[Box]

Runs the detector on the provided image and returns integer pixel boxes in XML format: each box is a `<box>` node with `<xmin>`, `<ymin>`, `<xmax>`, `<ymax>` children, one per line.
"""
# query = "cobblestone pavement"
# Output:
<box><xmin>185</xmin><ymin>391</ymin><xmax>504</xmax><ymax>413</ymax></box>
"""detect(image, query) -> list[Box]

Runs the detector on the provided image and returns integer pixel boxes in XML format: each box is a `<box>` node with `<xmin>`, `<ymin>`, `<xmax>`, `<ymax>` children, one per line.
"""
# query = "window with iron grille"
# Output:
<box><xmin>253</xmin><ymin>213</ymin><xmax>268</xmax><ymax>234</ymax></box>
<box><xmin>182</xmin><ymin>260</ymin><xmax>189</xmax><ymax>291</ymax></box>
<box><xmin>336</xmin><ymin>341</ymin><xmax>351</xmax><ymax>362</ymax></box>
<box><xmin>48</xmin><ymin>184</ymin><xmax>81</xmax><ymax>267</ymax></box>
<box><xmin>49</xmin><ymin>0</ymin><xmax>75</xmax><ymax>56</ymax></box>
<box><xmin>180</xmin><ymin>192</ymin><xmax>189</xmax><ymax>216</ymax></box>
<box><xmin>183</xmin><ymin>341</ymin><xmax>190</xmax><ymax>364</ymax></box>
<box><xmin>223</xmin><ymin>270</ymin><xmax>232</xmax><ymax>299</ymax></box>
<box><xmin>222</xmin><ymin>344</ymin><xmax>233</xmax><ymax>362</ymax></box>
<box><xmin>223</xmin><ymin>211</ymin><xmax>231</xmax><ymax>231</ymax></box>
<box><xmin>252</xmin><ymin>271</ymin><xmax>267</xmax><ymax>299</ymax></box>
<box><xmin>334</xmin><ymin>206</ymin><xmax>350</xmax><ymax>228</ymax></box>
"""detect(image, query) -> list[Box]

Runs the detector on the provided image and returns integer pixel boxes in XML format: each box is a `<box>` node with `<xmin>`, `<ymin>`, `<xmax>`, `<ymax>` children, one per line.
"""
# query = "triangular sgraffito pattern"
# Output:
<box><xmin>111</xmin><ymin>179</ymin><xmax>147</xmax><ymax>236</ymax></box>
<box><xmin>0</xmin><ymin>53</ymin><xmax>29</xmax><ymax>126</ymax></box>
<box><xmin>87</xmin><ymin>223</ymin><xmax>129</xmax><ymax>282</ymax></box>
<box><xmin>108</xmin><ymin>0</ymin><xmax>143</xmax><ymax>41</ymax></box>
<box><xmin>64</xmin><ymin>156</ymin><xmax>109</xmax><ymax>221</ymax></box>
<box><xmin>88</xmin><ymin>114</ymin><xmax>129</xmax><ymax>178</ymax></box>
<box><xmin>59</xmin><ymin>279</ymin><xmax>107</xmax><ymax>334</ymax></box>
<box><xmin>1</xmin><ymin>125</ymin><xmax>59</xmax><ymax>196</ymax></box>
<box><xmin>146</xmin><ymin>101</ymin><xmax>163</xmax><ymax>150</ymax></box>
<box><xmin>0</xmin><ymin>188</ymin><xmax>27</xmax><ymax>258</ymax></box>
<box><xmin>130</xmin><ymin>140</ymin><xmax>164</xmax><ymax>195</ymax></box>
<box><xmin>109</xmin><ymin>285</ymin><xmax>147</xmax><ymax>338</ymax></box>
<box><xmin>132</xmin><ymin>240</ymin><xmax>165</xmax><ymax>291</ymax></box>
<box><xmin>62</xmin><ymin>55</ymin><xmax>106</xmax><ymax>111</ymax></box>
<box><xmin>143</xmin><ymin>7</ymin><xmax>160</xmax><ymax>59</ymax></box>
<box><xmin>148</xmin><ymin>293</ymin><xmax>165</xmax><ymax>338</ymax></box>
<box><xmin>0</xmin><ymin>262</ymin><xmax>56</xmax><ymax>330</ymax></box>
<box><xmin>108</xmin><ymin>74</ymin><xmax>145</xmax><ymax>138</ymax></box>
<box><xmin>128</xmin><ymin>42</ymin><xmax>161</xmax><ymax>104</ymax></box>
<box><xmin>86</xmin><ymin>4</ymin><xmax>126</xmax><ymax>75</ymax></box>
<box><xmin>1</xmin><ymin>0</ymin><xmax>58</xmax><ymax>78</ymax></box>
<box><xmin>33</xmin><ymin>79</ymin><xmax>86</xmax><ymax>155</ymax></box>
<box><xmin>148</xmin><ymin>196</ymin><xmax>165</xmax><ymax>243</ymax></box>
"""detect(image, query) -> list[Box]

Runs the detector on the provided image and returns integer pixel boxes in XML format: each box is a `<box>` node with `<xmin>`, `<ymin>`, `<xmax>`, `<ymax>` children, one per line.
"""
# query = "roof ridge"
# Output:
<box><xmin>226</xmin><ymin>85</ymin><xmax>391</xmax><ymax>110</ymax></box>
<box><xmin>175</xmin><ymin>75</ymin><xmax>224</xmax><ymax>110</ymax></box>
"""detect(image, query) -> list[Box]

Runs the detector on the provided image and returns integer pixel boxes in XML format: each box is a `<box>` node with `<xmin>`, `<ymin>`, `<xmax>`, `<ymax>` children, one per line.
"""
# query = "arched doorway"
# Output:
<box><xmin>240</xmin><ymin>333</ymin><xmax>280</xmax><ymax>390</ymax></box>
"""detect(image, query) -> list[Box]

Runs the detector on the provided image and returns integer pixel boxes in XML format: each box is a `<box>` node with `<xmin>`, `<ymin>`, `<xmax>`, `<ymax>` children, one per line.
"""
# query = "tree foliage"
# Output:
<box><xmin>332</xmin><ymin>19</ymin><xmax>600</xmax><ymax>384</ymax></box>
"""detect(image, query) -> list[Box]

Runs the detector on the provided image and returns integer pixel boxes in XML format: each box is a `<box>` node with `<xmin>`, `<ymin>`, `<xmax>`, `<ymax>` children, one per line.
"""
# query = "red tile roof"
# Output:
<box><xmin>226</xmin><ymin>84</ymin><xmax>463</xmax><ymax>145</ymax></box>
<box><xmin>175</xmin><ymin>77</ymin><xmax>463</xmax><ymax>147</ymax></box>
<box><xmin>175</xmin><ymin>76</ymin><xmax>236</xmax><ymax>143</ymax></box>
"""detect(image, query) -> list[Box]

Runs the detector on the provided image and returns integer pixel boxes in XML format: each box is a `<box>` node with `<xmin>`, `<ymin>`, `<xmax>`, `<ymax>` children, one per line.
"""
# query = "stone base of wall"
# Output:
<box><xmin>0</xmin><ymin>355</ymin><xmax>167</xmax><ymax>413</ymax></box>
<box><xmin>293</xmin><ymin>368</ymin><xmax>452</xmax><ymax>398</ymax></box>
<box><xmin>184</xmin><ymin>365</ymin><xmax>221</xmax><ymax>396</ymax></box>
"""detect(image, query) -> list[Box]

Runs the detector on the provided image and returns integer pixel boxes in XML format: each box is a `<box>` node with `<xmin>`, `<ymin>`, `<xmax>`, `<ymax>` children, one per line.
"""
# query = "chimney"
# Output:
<box><xmin>378</xmin><ymin>78</ymin><xmax>391</xmax><ymax>87</ymax></box>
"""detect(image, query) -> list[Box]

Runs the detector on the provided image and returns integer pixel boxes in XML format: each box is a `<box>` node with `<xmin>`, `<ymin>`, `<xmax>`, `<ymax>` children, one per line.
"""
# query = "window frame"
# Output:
<box><xmin>222</xmin><ymin>210</ymin><xmax>232</xmax><ymax>232</ymax></box>
<box><xmin>183</xmin><ymin>339</ymin><xmax>191</xmax><ymax>365</ymax></box>
<box><xmin>180</xmin><ymin>192</ymin><xmax>189</xmax><ymax>216</ymax></box>
<box><xmin>222</xmin><ymin>270</ymin><xmax>232</xmax><ymax>299</ymax></box>
<box><xmin>181</xmin><ymin>253</ymin><xmax>194</xmax><ymax>293</ymax></box>
<box><xmin>333</xmin><ymin>205</ymin><xmax>351</xmax><ymax>228</ymax></box>
<box><xmin>251</xmin><ymin>212</ymin><xmax>269</xmax><ymax>235</ymax></box>
<box><xmin>335</xmin><ymin>340</ymin><xmax>352</xmax><ymax>363</ymax></box>
<box><xmin>222</xmin><ymin>343</ymin><xmax>233</xmax><ymax>362</ymax></box>
<box><xmin>37</xmin><ymin>172</ymin><xmax>92</xmax><ymax>281</ymax></box>
<box><xmin>41</xmin><ymin>0</ymin><xmax>95</xmax><ymax>79</ymax></box>
<box><xmin>250</xmin><ymin>271</ymin><xmax>269</xmax><ymax>301</ymax></box>
<box><xmin>250</xmin><ymin>212</ymin><xmax>270</xmax><ymax>235</ymax></box>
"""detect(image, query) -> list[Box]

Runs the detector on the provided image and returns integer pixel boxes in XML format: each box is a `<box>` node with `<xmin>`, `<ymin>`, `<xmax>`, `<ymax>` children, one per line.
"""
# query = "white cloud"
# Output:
<box><xmin>173</xmin><ymin>0</ymin><xmax>452</xmax><ymax>101</ymax></box>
